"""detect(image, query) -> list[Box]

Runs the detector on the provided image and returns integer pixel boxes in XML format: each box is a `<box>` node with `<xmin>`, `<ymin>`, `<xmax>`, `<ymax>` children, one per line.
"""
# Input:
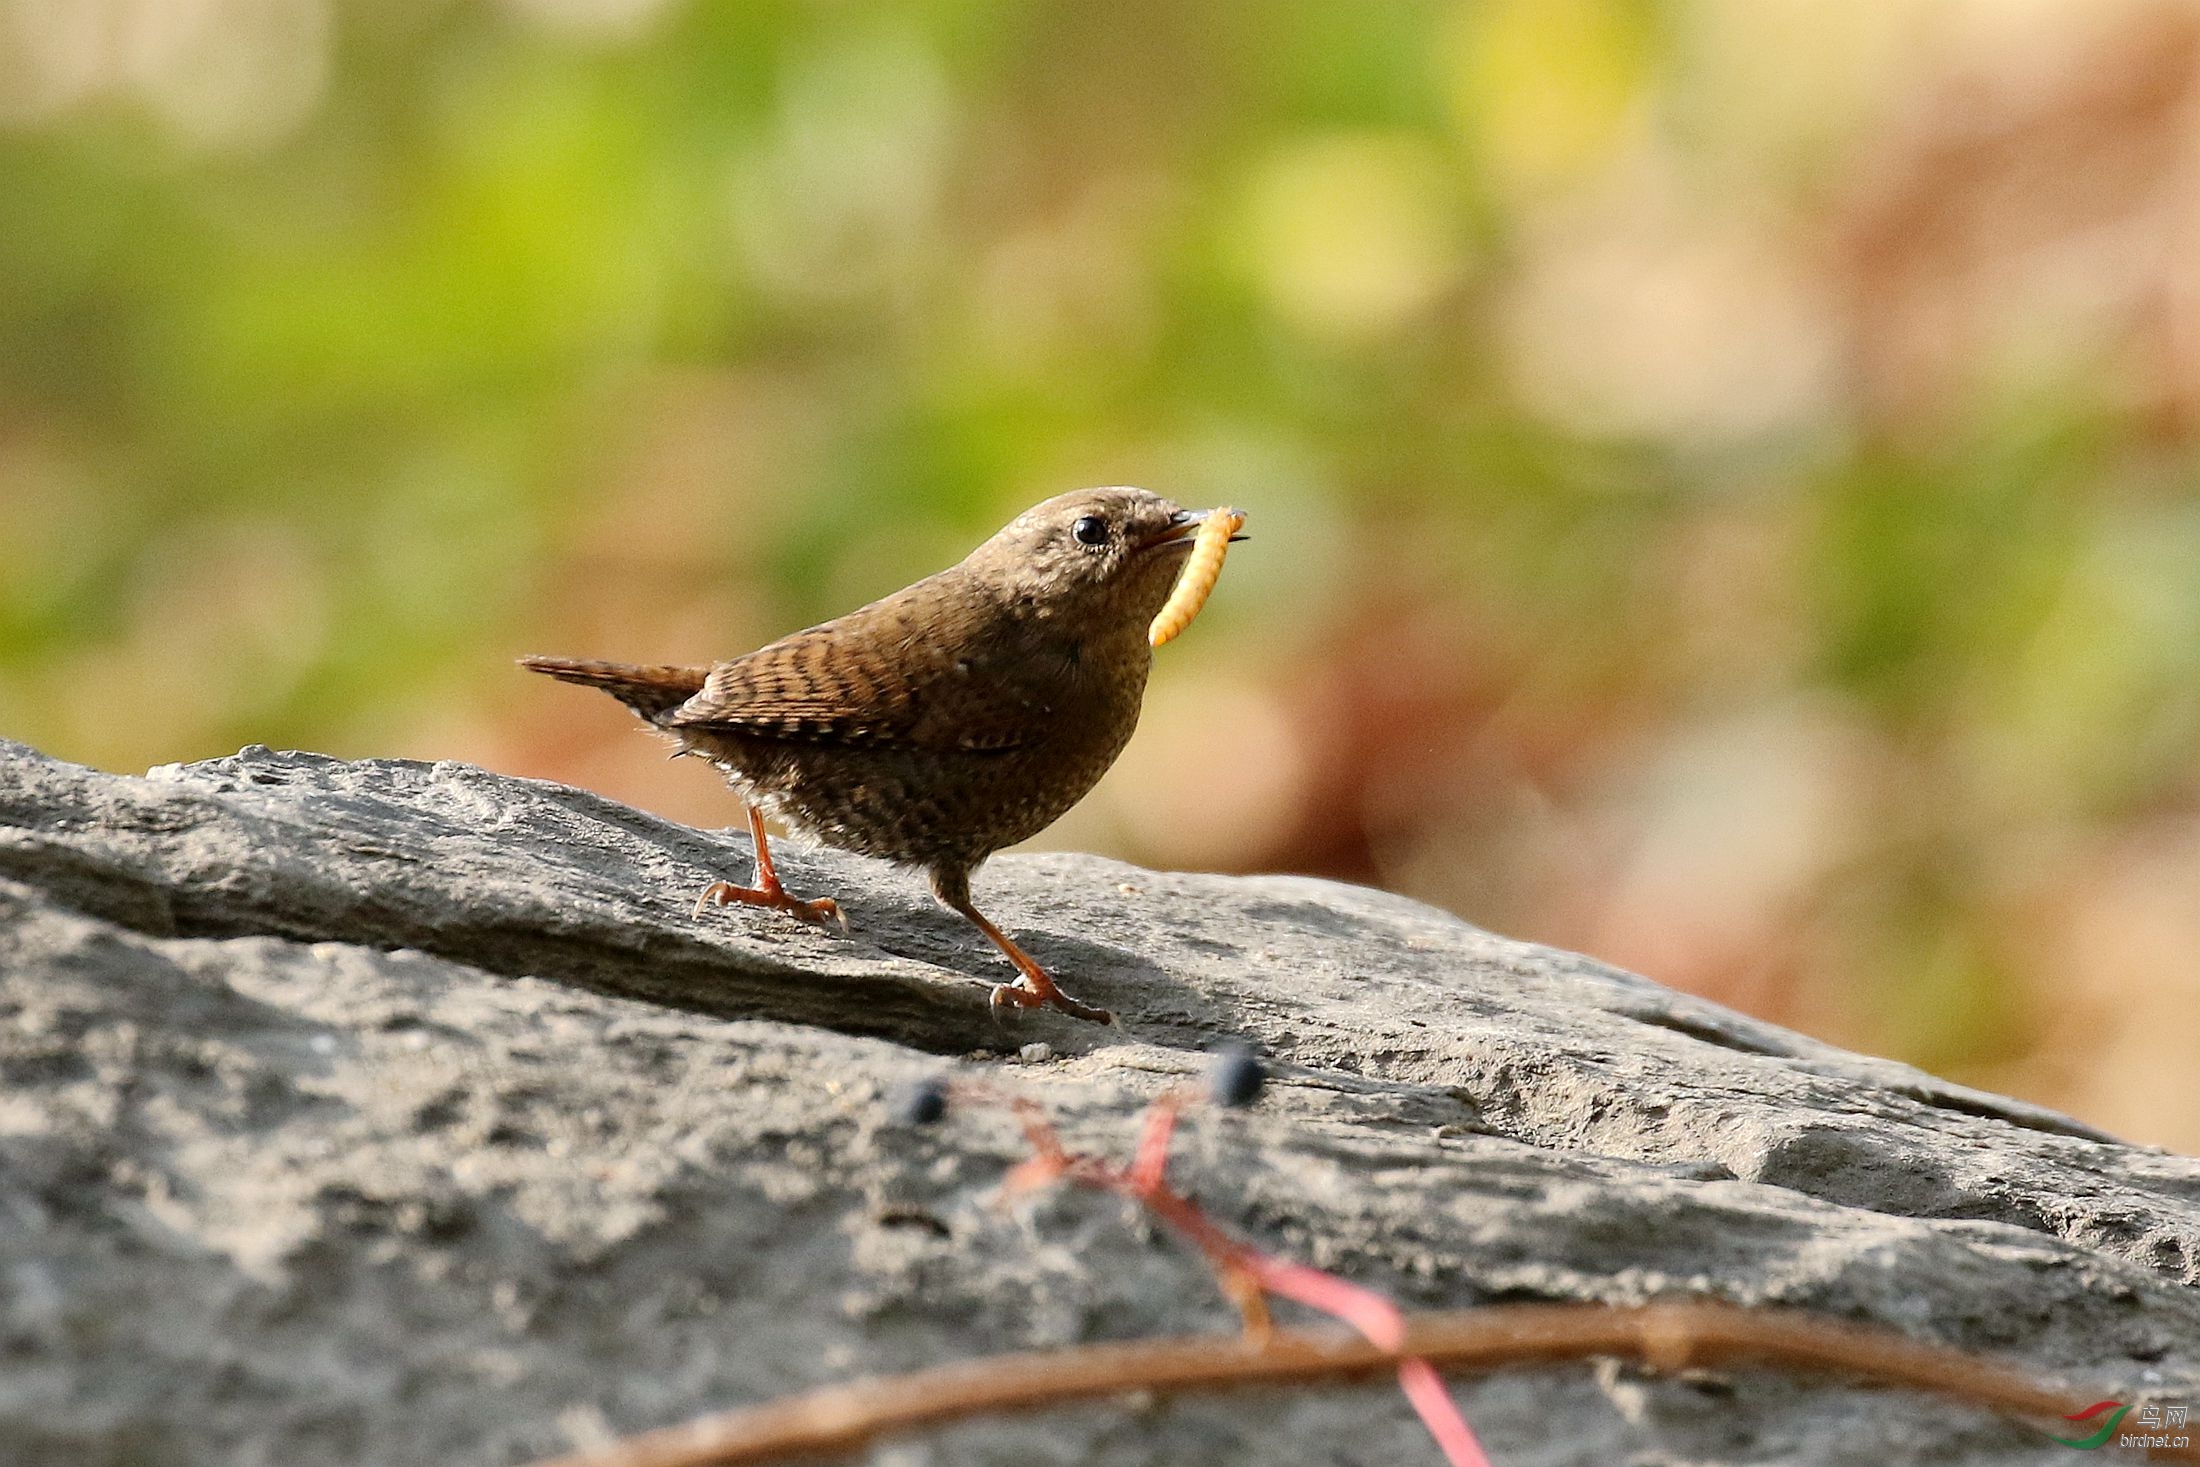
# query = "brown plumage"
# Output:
<box><xmin>521</xmin><ymin>487</ymin><xmax>1246</xmax><ymax>1023</ymax></box>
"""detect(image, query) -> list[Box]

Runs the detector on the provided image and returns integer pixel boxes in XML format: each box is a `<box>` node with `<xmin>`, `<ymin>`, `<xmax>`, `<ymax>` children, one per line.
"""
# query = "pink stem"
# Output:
<box><xmin>1397</xmin><ymin>1357</ymin><xmax>1495</xmax><ymax>1467</ymax></box>
<box><xmin>1247</xmin><ymin>1256</ymin><xmax>1493</xmax><ymax>1467</ymax></box>
<box><xmin>1022</xmin><ymin>1095</ymin><xmax>1498</xmax><ymax>1467</ymax></box>
<box><xmin>1246</xmin><ymin>1255</ymin><xmax>1408</xmax><ymax>1349</ymax></box>
<box><xmin>1129</xmin><ymin>1097</ymin><xmax>1180</xmax><ymax>1193</ymax></box>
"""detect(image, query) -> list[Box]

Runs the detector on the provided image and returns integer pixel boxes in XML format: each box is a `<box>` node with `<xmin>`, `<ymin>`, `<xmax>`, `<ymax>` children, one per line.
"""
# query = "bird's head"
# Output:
<box><xmin>967</xmin><ymin>487</ymin><xmax>1245</xmax><ymax>635</ymax></box>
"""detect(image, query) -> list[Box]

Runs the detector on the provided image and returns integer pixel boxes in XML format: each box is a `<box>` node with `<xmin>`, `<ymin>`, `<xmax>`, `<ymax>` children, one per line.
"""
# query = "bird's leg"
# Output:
<box><xmin>931</xmin><ymin>866</ymin><xmax>1113</xmax><ymax>1025</ymax></box>
<box><xmin>694</xmin><ymin>806</ymin><xmax>846</xmax><ymax>931</ymax></box>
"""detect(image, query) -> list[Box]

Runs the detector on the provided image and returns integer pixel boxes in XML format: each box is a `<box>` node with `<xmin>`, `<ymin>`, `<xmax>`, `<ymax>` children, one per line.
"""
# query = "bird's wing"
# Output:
<box><xmin>664</xmin><ymin>584</ymin><xmax>1058</xmax><ymax>753</ymax></box>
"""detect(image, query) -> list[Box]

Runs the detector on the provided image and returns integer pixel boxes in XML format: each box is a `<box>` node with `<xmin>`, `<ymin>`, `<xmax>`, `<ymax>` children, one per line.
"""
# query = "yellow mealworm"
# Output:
<box><xmin>1149</xmin><ymin>508</ymin><xmax>1244</xmax><ymax>648</ymax></box>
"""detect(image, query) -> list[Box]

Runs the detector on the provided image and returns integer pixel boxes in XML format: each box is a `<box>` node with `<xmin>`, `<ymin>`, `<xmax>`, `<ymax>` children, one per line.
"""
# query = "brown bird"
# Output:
<box><xmin>521</xmin><ymin>488</ymin><xmax>1246</xmax><ymax>1024</ymax></box>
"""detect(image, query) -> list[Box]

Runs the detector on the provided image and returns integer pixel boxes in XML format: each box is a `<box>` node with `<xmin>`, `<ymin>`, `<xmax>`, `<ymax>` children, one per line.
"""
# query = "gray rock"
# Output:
<box><xmin>0</xmin><ymin>737</ymin><xmax>2193</xmax><ymax>1466</ymax></box>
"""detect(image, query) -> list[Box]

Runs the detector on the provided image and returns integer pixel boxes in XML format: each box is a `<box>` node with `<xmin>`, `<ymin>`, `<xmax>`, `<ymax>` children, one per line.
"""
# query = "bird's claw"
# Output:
<box><xmin>988</xmin><ymin>979</ymin><xmax>1113</xmax><ymax>1026</ymax></box>
<box><xmin>989</xmin><ymin>981</ymin><xmax>1041</xmax><ymax>1016</ymax></box>
<box><xmin>693</xmin><ymin>880</ymin><xmax>850</xmax><ymax>933</ymax></box>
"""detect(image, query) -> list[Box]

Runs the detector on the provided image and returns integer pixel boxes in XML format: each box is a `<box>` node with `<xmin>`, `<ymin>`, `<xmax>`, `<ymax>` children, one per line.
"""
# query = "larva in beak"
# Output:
<box><xmin>1149</xmin><ymin>507</ymin><xmax>1245</xmax><ymax>648</ymax></box>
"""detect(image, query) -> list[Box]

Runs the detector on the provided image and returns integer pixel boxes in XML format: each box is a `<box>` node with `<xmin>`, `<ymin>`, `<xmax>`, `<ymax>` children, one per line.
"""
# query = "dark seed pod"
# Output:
<box><xmin>1209</xmin><ymin>1044</ymin><xmax>1265</xmax><ymax>1109</ymax></box>
<box><xmin>892</xmin><ymin>1077</ymin><xmax>950</xmax><ymax>1126</ymax></box>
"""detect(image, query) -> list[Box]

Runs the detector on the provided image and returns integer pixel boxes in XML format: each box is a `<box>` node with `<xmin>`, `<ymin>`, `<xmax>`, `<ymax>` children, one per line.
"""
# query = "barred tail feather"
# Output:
<box><xmin>518</xmin><ymin>655</ymin><xmax>710</xmax><ymax>722</ymax></box>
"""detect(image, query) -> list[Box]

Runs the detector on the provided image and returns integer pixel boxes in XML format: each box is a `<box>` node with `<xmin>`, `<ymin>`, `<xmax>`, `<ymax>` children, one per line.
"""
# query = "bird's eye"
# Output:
<box><xmin>1071</xmin><ymin>515</ymin><xmax>1110</xmax><ymax>548</ymax></box>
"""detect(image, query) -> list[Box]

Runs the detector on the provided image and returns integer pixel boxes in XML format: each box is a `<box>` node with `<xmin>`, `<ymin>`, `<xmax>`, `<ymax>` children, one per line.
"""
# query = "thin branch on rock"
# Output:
<box><xmin>525</xmin><ymin>1299</ymin><xmax>2189</xmax><ymax>1467</ymax></box>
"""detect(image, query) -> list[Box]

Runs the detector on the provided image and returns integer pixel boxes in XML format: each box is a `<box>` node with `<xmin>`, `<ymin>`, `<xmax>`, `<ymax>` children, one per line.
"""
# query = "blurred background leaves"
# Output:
<box><xmin>2</xmin><ymin>0</ymin><xmax>2196</xmax><ymax>1148</ymax></box>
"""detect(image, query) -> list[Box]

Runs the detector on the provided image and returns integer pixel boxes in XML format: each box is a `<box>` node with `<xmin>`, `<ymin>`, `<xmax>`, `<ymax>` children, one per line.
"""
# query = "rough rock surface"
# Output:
<box><xmin>1</xmin><ymin>737</ymin><xmax>2195</xmax><ymax>1467</ymax></box>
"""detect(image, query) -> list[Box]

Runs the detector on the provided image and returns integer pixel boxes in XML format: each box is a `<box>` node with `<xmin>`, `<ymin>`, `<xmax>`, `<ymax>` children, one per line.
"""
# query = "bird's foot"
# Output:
<box><xmin>693</xmin><ymin>879</ymin><xmax>849</xmax><ymax>933</ymax></box>
<box><xmin>988</xmin><ymin>976</ymin><xmax>1114</xmax><ymax>1026</ymax></box>
<box><xmin>939</xmin><ymin>879</ymin><xmax>1113</xmax><ymax>1024</ymax></box>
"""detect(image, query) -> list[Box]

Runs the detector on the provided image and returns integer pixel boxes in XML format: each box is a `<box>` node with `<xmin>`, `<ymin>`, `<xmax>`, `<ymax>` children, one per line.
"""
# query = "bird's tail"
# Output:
<box><xmin>518</xmin><ymin>656</ymin><xmax>709</xmax><ymax>722</ymax></box>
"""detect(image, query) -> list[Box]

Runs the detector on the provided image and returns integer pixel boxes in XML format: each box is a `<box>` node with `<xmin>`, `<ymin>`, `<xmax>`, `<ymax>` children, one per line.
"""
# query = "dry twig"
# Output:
<box><xmin>527</xmin><ymin>1299</ymin><xmax>2188</xmax><ymax>1467</ymax></box>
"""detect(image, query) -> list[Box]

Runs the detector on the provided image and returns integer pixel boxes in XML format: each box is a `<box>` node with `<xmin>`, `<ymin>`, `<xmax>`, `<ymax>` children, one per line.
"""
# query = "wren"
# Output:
<box><xmin>521</xmin><ymin>487</ymin><xmax>1246</xmax><ymax>1024</ymax></box>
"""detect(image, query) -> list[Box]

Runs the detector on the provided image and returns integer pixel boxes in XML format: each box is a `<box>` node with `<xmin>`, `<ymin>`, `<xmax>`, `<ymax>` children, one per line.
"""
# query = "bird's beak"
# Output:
<box><xmin>1140</xmin><ymin>507</ymin><xmax>1251</xmax><ymax>550</ymax></box>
